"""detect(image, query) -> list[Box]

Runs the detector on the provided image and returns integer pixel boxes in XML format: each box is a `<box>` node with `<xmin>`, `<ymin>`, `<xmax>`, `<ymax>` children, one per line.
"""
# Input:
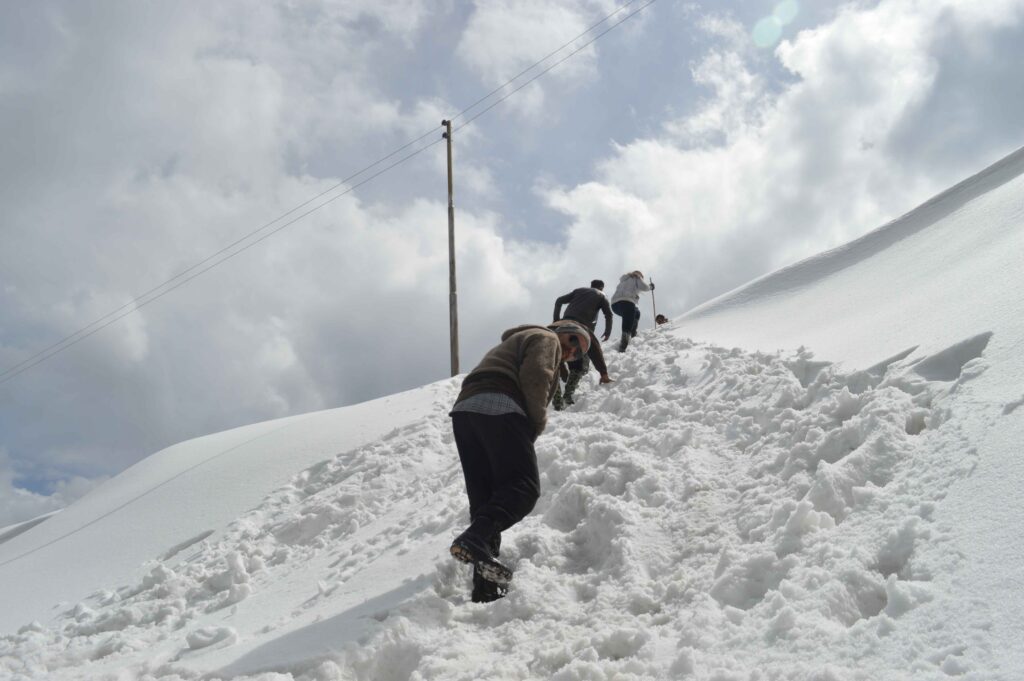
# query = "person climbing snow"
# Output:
<box><xmin>551</xmin><ymin>279</ymin><xmax>614</xmax><ymax>409</ymax></box>
<box><xmin>610</xmin><ymin>271</ymin><xmax>653</xmax><ymax>352</ymax></box>
<box><xmin>449</xmin><ymin>320</ymin><xmax>591</xmax><ymax>602</ymax></box>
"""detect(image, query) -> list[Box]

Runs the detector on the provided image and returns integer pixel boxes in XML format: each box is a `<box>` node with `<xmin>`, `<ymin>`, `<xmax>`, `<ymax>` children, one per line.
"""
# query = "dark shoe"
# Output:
<box><xmin>472</xmin><ymin>567</ymin><xmax>508</xmax><ymax>603</ymax></box>
<box><xmin>450</xmin><ymin>517</ymin><xmax>513</xmax><ymax>585</ymax></box>
<box><xmin>618</xmin><ymin>333</ymin><xmax>630</xmax><ymax>352</ymax></box>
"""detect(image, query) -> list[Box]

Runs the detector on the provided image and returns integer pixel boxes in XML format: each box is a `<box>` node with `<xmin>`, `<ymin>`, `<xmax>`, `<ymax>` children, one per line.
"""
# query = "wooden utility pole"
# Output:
<box><xmin>442</xmin><ymin>120</ymin><xmax>459</xmax><ymax>376</ymax></box>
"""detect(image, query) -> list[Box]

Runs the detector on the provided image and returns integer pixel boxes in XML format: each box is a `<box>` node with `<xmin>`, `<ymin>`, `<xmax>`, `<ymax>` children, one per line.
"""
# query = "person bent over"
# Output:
<box><xmin>449</xmin><ymin>320</ymin><xmax>590</xmax><ymax>602</ymax></box>
<box><xmin>552</xmin><ymin>279</ymin><xmax>614</xmax><ymax>408</ymax></box>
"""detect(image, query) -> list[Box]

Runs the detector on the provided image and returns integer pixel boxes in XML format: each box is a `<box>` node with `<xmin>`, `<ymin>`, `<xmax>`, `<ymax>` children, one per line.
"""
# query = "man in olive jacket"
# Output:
<box><xmin>449</xmin><ymin>320</ymin><xmax>590</xmax><ymax>602</ymax></box>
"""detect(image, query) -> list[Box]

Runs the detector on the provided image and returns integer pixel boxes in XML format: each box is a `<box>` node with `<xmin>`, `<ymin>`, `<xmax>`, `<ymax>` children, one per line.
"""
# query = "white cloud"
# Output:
<box><xmin>696</xmin><ymin>13</ymin><xmax>752</xmax><ymax>53</ymax></box>
<box><xmin>544</xmin><ymin>0</ymin><xmax>1024</xmax><ymax>311</ymax></box>
<box><xmin>0</xmin><ymin>1</ymin><xmax>459</xmax><ymax>503</ymax></box>
<box><xmin>0</xmin><ymin>449</ymin><xmax>107</xmax><ymax>529</ymax></box>
<box><xmin>665</xmin><ymin>48</ymin><xmax>769</xmax><ymax>146</ymax></box>
<box><xmin>456</xmin><ymin>0</ymin><xmax>618</xmax><ymax>118</ymax></box>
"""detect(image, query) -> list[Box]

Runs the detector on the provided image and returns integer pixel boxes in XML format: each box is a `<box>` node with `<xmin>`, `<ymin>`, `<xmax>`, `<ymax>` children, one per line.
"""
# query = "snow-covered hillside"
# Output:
<box><xmin>0</xmin><ymin>389</ymin><xmax>439</xmax><ymax>636</ymax></box>
<box><xmin>680</xmin><ymin>144</ymin><xmax>1024</xmax><ymax>675</ymax></box>
<box><xmin>2</xmin><ymin>146</ymin><xmax>1022</xmax><ymax>680</ymax></box>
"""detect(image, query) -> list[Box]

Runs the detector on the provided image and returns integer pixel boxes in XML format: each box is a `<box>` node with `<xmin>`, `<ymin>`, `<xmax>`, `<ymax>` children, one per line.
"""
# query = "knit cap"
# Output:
<box><xmin>547</xmin><ymin>320</ymin><xmax>591</xmax><ymax>354</ymax></box>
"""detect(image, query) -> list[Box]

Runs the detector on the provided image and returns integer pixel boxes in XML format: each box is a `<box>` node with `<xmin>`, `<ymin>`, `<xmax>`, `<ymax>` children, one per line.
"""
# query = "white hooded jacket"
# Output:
<box><xmin>610</xmin><ymin>272</ymin><xmax>651</xmax><ymax>305</ymax></box>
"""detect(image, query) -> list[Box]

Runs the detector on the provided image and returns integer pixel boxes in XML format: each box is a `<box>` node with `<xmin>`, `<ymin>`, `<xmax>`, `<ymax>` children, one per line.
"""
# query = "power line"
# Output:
<box><xmin>0</xmin><ymin>127</ymin><xmax>442</xmax><ymax>384</ymax></box>
<box><xmin>1</xmin><ymin>0</ymin><xmax>658</xmax><ymax>385</ymax></box>
<box><xmin>450</xmin><ymin>0</ymin><xmax>641</xmax><ymax>124</ymax></box>
<box><xmin>0</xmin><ymin>1</ymin><xmax>649</xmax><ymax>384</ymax></box>
<box><xmin>455</xmin><ymin>0</ymin><xmax>658</xmax><ymax>133</ymax></box>
<box><xmin>0</xmin><ymin>139</ymin><xmax>443</xmax><ymax>387</ymax></box>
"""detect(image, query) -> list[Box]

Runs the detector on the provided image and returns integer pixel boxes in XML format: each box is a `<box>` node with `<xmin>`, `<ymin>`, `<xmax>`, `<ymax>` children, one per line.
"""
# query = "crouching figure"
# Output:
<box><xmin>449</xmin><ymin>320</ymin><xmax>590</xmax><ymax>601</ymax></box>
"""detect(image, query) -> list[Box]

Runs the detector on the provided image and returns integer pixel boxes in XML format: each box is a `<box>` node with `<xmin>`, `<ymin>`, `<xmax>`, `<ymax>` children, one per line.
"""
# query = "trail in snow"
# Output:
<box><xmin>0</xmin><ymin>328</ymin><xmax>1000</xmax><ymax>680</ymax></box>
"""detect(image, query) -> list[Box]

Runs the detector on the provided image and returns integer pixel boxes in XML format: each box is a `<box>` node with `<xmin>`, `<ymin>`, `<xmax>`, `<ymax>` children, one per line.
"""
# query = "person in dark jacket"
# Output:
<box><xmin>449</xmin><ymin>320</ymin><xmax>590</xmax><ymax>602</ymax></box>
<box><xmin>551</xmin><ymin>280</ymin><xmax>614</xmax><ymax>408</ymax></box>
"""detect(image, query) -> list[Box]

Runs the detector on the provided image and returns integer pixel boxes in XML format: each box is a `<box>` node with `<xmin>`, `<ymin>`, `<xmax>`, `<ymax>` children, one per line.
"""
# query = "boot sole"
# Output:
<box><xmin>450</xmin><ymin>543</ymin><xmax>513</xmax><ymax>585</ymax></box>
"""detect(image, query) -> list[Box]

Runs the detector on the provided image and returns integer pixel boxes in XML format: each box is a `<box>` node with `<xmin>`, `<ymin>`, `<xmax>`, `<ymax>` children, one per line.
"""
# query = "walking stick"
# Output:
<box><xmin>650</xmin><ymin>277</ymin><xmax>657</xmax><ymax>329</ymax></box>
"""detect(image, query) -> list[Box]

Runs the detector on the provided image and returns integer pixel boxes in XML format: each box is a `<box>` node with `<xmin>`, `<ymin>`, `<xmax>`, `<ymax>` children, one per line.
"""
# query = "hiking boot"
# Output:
<box><xmin>450</xmin><ymin>517</ymin><xmax>513</xmax><ymax>585</ymax></box>
<box><xmin>618</xmin><ymin>333</ymin><xmax>630</xmax><ymax>352</ymax></box>
<box><xmin>472</xmin><ymin>567</ymin><xmax>508</xmax><ymax>603</ymax></box>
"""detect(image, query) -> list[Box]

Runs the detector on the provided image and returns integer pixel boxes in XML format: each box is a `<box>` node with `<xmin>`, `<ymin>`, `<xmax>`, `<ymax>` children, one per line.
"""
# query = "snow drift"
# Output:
<box><xmin>2</xmin><ymin>146</ymin><xmax>1023</xmax><ymax>680</ymax></box>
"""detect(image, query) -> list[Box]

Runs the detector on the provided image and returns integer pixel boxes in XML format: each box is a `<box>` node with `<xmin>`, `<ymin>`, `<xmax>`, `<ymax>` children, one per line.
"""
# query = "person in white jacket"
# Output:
<box><xmin>610</xmin><ymin>271</ymin><xmax>653</xmax><ymax>351</ymax></box>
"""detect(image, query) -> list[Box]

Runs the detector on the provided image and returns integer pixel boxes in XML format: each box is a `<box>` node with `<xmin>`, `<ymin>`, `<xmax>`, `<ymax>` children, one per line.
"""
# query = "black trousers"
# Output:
<box><xmin>452</xmin><ymin>411</ymin><xmax>540</xmax><ymax>532</ymax></box>
<box><xmin>612</xmin><ymin>300</ymin><xmax>641</xmax><ymax>336</ymax></box>
<box><xmin>564</xmin><ymin>318</ymin><xmax>609</xmax><ymax>375</ymax></box>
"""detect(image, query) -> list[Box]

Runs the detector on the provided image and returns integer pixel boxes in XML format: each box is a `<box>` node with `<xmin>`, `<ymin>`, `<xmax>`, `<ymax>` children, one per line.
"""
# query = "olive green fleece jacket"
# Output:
<box><xmin>453</xmin><ymin>325</ymin><xmax>562</xmax><ymax>437</ymax></box>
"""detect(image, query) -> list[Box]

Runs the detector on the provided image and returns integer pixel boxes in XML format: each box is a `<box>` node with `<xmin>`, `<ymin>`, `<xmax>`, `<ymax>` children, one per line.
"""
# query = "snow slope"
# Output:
<box><xmin>680</xmin><ymin>144</ymin><xmax>1024</xmax><ymax>672</ymax></box>
<box><xmin>0</xmin><ymin>387</ymin><xmax>438</xmax><ymax>634</ymax></box>
<box><xmin>1</xmin><ymin>146</ymin><xmax>1022</xmax><ymax>680</ymax></box>
<box><xmin>0</xmin><ymin>511</ymin><xmax>59</xmax><ymax>546</ymax></box>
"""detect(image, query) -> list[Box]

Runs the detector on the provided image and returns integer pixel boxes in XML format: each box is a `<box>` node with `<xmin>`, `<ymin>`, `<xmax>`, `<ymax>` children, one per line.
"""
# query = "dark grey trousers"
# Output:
<box><xmin>452</xmin><ymin>411</ymin><xmax>540</xmax><ymax>531</ymax></box>
<box><xmin>612</xmin><ymin>300</ymin><xmax>641</xmax><ymax>336</ymax></box>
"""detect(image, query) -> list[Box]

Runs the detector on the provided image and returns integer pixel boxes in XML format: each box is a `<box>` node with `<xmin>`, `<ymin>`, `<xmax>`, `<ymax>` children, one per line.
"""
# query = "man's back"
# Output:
<box><xmin>560</xmin><ymin>287</ymin><xmax>611</xmax><ymax>327</ymax></box>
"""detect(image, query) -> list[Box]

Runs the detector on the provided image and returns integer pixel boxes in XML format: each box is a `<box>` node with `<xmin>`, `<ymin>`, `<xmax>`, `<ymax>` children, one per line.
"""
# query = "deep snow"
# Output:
<box><xmin>1</xmin><ymin>146</ymin><xmax>1022</xmax><ymax>680</ymax></box>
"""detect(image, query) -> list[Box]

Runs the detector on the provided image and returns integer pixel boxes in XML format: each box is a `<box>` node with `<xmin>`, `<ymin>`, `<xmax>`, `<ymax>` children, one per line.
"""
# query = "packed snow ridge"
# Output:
<box><xmin>0</xmin><ymin>329</ymin><xmax>999</xmax><ymax>679</ymax></box>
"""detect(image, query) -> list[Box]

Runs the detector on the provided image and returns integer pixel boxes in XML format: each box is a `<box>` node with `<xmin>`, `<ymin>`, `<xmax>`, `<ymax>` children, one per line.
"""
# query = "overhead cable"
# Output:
<box><xmin>456</xmin><ymin>0</ymin><xmax>658</xmax><ymax>132</ymax></box>
<box><xmin>450</xmin><ymin>0</ymin><xmax>641</xmax><ymax>124</ymax></box>
<box><xmin>0</xmin><ymin>0</ymin><xmax>658</xmax><ymax>385</ymax></box>
<box><xmin>0</xmin><ymin>140</ymin><xmax>441</xmax><ymax>386</ymax></box>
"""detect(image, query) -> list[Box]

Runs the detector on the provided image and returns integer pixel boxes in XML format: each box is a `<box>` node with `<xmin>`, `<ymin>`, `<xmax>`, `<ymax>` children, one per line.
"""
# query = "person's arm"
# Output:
<box><xmin>518</xmin><ymin>334</ymin><xmax>561</xmax><ymax>437</ymax></box>
<box><xmin>600</xmin><ymin>298</ymin><xmax>613</xmax><ymax>340</ymax></box>
<box><xmin>552</xmin><ymin>292</ymin><xmax>574</xmax><ymax>321</ymax></box>
<box><xmin>637</xmin><ymin>277</ymin><xmax>652</xmax><ymax>292</ymax></box>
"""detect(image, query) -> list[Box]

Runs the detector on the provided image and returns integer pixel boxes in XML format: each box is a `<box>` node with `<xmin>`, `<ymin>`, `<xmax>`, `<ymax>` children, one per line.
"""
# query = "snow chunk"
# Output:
<box><xmin>185</xmin><ymin>625</ymin><xmax>237</xmax><ymax>650</ymax></box>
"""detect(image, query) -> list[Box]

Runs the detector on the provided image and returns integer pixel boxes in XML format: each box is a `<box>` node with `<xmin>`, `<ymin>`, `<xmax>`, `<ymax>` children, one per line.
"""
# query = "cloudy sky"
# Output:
<box><xmin>2</xmin><ymin>0</ymin><xmax>1023</xmax><ymax>526</ymax></box>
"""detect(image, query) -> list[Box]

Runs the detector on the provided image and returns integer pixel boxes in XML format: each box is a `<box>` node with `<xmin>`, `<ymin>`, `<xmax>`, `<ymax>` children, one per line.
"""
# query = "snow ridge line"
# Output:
<box><xmin>685</xmin><ymin>144</ymin><xmax>1024</xmax><ymax>316</ymax></box>
<box><xmin>0</xmin><ymin>416</ymin><xmax>316</xmax><ymax>570</ymax></box>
